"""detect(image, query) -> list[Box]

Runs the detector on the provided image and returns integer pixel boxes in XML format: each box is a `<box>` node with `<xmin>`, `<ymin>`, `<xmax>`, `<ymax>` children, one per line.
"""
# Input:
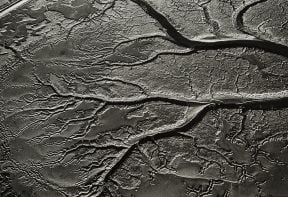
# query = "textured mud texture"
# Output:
<box><xmin>0</xmin><ymin>0</ymin><xmax>288</xmax><ymax>196</ymax></box>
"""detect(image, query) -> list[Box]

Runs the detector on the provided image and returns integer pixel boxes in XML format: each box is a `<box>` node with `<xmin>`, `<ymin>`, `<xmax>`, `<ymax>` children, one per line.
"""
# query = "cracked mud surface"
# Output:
<box><xmin>0</xmin><ymin>0</ymin><xmax>288</xmax><ymax>196</ymax></box>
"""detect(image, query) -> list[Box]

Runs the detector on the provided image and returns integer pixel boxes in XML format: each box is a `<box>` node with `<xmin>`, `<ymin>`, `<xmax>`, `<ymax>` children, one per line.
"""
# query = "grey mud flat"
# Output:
<box><xmin>0</xmin><ymin>0</ymin><xmax>288</xmax><ymax>196</ymax></box>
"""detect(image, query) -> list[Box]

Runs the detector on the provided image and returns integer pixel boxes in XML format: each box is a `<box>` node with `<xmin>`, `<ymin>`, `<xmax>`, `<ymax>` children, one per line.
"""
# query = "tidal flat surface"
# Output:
<box><xmin>0</xmin><ymin>0</ymin><xmax>288</xmax><ymax>196</ymax></box>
